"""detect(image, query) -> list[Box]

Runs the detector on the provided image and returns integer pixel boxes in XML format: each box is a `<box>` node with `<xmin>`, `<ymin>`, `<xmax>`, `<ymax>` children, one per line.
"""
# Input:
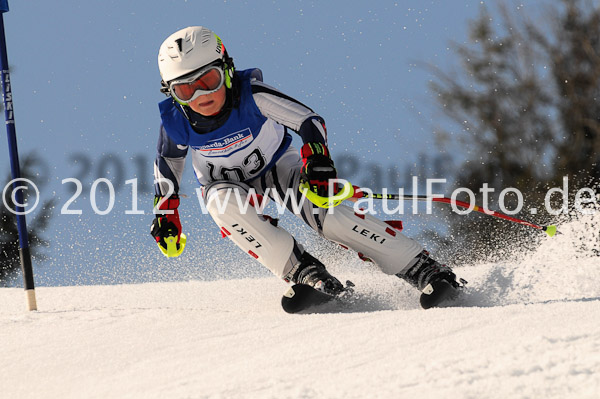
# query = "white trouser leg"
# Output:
<box><xmin>322</xmin><ymin>205</ymin><xmax>423</xmax><ymax>275</ymax></box>
<box><xmin>204</xmin><ymin>181</ymin><xmax>301</xmax><ymax>278</ymax></box>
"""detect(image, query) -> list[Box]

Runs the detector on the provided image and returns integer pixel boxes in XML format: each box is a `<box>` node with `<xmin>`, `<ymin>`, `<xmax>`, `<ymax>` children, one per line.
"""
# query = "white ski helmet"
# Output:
<box><xmin>158</xmin><ymin>26</ymin><xmax>233</xmax><ymax>87</ymax></box>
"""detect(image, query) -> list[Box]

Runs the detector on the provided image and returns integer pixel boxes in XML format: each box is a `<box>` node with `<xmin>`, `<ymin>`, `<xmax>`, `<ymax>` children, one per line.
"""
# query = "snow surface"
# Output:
<box><xmin>1</xmin><ymin>216</ymin><xmax>599</xmax><ymax>399</ymax></box>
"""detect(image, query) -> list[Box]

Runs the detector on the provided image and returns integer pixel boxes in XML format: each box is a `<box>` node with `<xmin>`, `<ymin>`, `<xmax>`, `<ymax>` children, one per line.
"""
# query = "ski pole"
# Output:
<box><xmin>0</xmin><ymin>1</ymin><xmax>38</xmax><ymax>310</ymax></box>
<box><xmin>298</xmin><ymin>180</ymin><xmax>558</xmax><ymax>237</ymax></box>
<box><xmin>351</xmin><ymin>187</ymin><xmax>558</xmax><ymax>237</ymax></box>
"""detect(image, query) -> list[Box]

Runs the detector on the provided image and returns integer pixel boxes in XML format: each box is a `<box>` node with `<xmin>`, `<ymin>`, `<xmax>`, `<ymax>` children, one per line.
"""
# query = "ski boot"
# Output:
<box><xmin>287</xmin><ymin>252</ymin><xmax>345</xmax><ymax>296</ymax></box>
<box><xmin>281</xmin><ymin>252</ymin><xmax>349</xmax><ymax>313</ymax></box>
<box><xmin>397</xmin><ymin>250</ymin><xmax>463</xmax><ymax>309</ymax></box>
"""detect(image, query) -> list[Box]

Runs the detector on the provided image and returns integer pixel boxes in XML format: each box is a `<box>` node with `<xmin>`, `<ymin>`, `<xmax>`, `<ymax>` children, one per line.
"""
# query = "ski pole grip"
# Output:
<box><xmin>299</xmin><ymin>181</ymin><xmax>355</xmax><ymax>208</ymax></box>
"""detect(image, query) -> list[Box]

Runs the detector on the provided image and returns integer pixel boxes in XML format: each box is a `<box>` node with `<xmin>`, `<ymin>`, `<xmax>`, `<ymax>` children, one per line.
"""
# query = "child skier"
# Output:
<box><xmin>150</xmin><ymin>26</ymin><xmax>460</xmax><ymax>308</ymax></box>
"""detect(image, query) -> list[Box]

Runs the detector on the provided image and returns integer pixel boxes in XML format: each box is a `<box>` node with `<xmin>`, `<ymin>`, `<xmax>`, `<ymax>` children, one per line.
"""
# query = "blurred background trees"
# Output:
<box><xmin>430</xmin><ymin>0</ymin><xmax>600</xmax><ymax>263</ymax></box>
<box><xmin>1</xmin><ymin>154</ymin><xmax>54</xmax><ymax>283</ymax></box>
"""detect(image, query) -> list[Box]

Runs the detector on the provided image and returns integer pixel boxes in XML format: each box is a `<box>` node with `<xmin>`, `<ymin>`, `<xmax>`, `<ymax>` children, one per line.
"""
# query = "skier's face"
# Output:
<box><xmin>188</xmin><ymin>85</ymin><xmax>227</xmax><ymax>116</ymax></box>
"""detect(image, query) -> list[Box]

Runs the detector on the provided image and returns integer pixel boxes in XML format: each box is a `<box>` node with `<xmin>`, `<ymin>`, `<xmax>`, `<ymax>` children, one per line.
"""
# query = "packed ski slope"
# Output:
<box><xmin>1</xmin><ymin>216</ymin><xmax>599</xmax><ymax>399</ymax></box>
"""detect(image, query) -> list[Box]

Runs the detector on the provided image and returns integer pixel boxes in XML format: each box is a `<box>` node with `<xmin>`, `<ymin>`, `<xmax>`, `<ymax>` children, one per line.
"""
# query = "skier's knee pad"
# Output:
<box><xmin>321</xmin><ymin>205</ymin><xmax>423</xmax><ymax>275</ymax></box>
<box><xmin>204</xmin><ymin>181</ymin><xmax>299</xmax><ymax>278</ymax></box>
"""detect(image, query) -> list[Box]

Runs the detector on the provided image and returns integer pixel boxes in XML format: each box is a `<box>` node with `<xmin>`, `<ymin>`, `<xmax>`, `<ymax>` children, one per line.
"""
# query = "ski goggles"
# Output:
<box><xmin>168</xmin><ymin>64</ymin><xmax>225</xmax><ymax>104</ymax></box>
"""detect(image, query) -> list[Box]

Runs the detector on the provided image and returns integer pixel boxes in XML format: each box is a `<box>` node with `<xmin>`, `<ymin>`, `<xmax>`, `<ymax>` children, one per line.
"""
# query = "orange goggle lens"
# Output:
<box><xmin>169</xmin><ymin>66</ymin><xmax>225</xmax><ymax>103</ymax></box>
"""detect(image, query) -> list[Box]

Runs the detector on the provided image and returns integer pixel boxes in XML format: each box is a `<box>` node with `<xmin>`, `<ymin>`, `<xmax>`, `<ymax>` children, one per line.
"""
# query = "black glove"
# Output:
<box><xmin>300</xmin><ymin>142</ymin><xmax>337</xmax><ymax>197</ymax></box>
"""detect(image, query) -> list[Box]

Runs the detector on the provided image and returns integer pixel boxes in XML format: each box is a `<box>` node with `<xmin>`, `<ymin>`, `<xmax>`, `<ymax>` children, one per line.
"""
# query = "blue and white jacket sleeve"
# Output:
<box><xmin>250</xmin><ymin>73</ymin><xmax>328</xmax><ymax>145</ymax></box>
<box><xmin>154</xmin><ymin>124</ymin><xmax>188</xmax><ymax>197</ymax></box>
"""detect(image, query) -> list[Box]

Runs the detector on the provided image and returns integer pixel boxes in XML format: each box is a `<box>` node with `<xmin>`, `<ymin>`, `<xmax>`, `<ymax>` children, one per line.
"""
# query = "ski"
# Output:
<box><xmin>281</xmin><ymin>281</ymin><xmax>354</xmax><ymax>314</ymax></box>
<box><xmin>282</xmin><ymin>278</ymin><xmax>466</xmax><ymax>312</ymax></box>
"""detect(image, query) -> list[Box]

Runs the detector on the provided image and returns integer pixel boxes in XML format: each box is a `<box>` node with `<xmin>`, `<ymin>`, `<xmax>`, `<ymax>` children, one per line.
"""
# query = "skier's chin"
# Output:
<box><xmin>191</xmin><ymin>100</ymin><xmax>224</xmax><ymax>116</ymax></box>
<box><xmin>193</xmin><ymin>101</ymin><xmax>214</xmax><ymax>114</ymax></box>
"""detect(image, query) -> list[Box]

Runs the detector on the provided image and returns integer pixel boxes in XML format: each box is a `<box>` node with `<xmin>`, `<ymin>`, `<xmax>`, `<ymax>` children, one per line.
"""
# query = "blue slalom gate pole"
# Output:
<box><xmin>0</xmin><ymin>0</ymin><xmax>37</xmax><ymax>310</ymax></box>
